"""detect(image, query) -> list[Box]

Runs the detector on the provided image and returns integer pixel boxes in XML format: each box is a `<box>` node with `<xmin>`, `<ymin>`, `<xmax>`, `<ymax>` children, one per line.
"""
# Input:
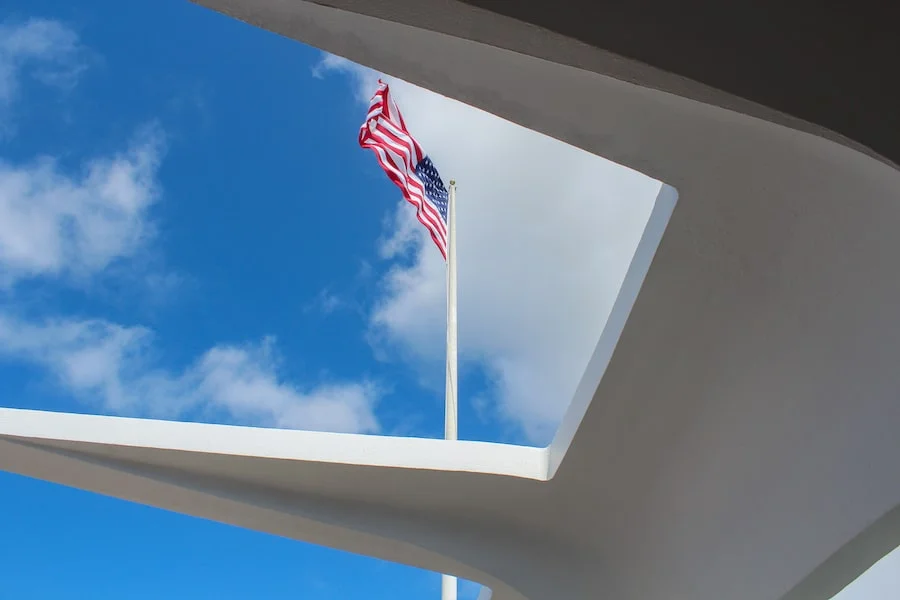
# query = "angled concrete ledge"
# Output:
<box><xmin>0</xmin><ymin>408</ymin><xmax>549</xmax><ymax>480</ymax></box>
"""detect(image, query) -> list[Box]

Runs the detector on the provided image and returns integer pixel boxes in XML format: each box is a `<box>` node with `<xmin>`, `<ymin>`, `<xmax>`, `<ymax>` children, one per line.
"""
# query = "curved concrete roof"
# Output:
<box><xmin>455</xmin><ymin>0</ymin><xmax>900</xmax><ymax>166</ymax></box>
<box><xmin>3</xmin><ymin>2</ymin><xmax>900</xmax><ymax>599</ymax></box>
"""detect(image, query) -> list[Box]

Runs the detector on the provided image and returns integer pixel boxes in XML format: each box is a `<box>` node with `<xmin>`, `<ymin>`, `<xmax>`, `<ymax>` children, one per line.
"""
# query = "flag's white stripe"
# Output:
<box><xmin>369</xmin><ymin>123</ymin><xmax>446</xmax><ymax>236</ymax></box>
<box><xmin>367</xmin><ymin>119</ymin><xmax>445</xmax><ymax>235</ymax></box>
<box><xmin>367</xmin><ymin>144</ymin><xmax>448</xmax><ymax>256</ymax></box>
<box><xmin>359</xmin><ymin>80</ymin><xmax>447</xmax><ymax>258</ymax></box>
<box><xmin>377</xmin><ymin>118</ymin><xmax>426</xmax><ymax>166</ymax></box>
<box><xmin>376</xmin><ymin>149</ymin><xmax>447</xmax><ymax>248</ymax></box>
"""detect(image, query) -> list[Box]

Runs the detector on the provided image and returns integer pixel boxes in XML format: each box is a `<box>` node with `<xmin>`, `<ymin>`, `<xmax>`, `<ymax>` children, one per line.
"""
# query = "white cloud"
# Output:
<box><xmin>0</xmin><ymin>35</ymin><xmax>380</xmax><ymax>436</ymax></box>
<box><xmin>0</xmin><ymin>124</ymin><xmax>164</xmax><ymax>286</ymax></box>
<box><xmin>310</xmin><ymin>53</ymin><xmax>359</xmax><ymax>84</ymax></box>
<box><xmin>305</xmin><ymin>288</ymin><xmax>347</xmax><ymax>316</ymax></box>
<box><xmin>458</xmin><ymin>578</ymin><xmax>483</xmax><ymax>600</ymax></box>
<box><xmin>0</xmin><ymin>19</ymin><xmax>161</xmax><ymax>289</ymax></box>
<box><xmin>0</xmin><ymin>313</ymin><xmax>380</xmax><ymax>434</ymax></box>
<box><xmin>315</xmin><ymin>55</ymin><xmax>662</xmax><ymax>444</ymax></box>
<box><xmin>831</xmin><ymin>545</ymin><xmax>900</xmax><ymax>600</ymax></box>
<box><xmin>0</xmin><ymin>18</ymin><xmax>86</xmax><ymax>120</ymax></box>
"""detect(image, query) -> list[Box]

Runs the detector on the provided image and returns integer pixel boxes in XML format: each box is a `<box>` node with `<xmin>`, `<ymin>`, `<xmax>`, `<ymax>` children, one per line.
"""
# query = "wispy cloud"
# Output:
<box><xmin>314</xmin><ymin>54</ymin><xmax>661</xmax><ymax>444</ymax></box>
<box><xmin>304</xmin><ymin>288</ymin><xmax>347</xmax><ymax>316</ymax></box>
<box><xmin>0</xmin><ymin>18</ymin><xmax>88</xmax><ymax>128</ymax></box>
<box><xmin>459</xmin><ymin>578</ymin><xmax>484</xmax><ymax>600</ymax></box>
<box><xmin>0</xmin><ymin>36</ymin><xmax>382</xmax><ymax>436</ymax></box>
<box><xmin>0</xmin><ymin>124</ymin><xmax>165</xmax><ymax>287</ymax></box>
<box><xmin>0</xmin><ymin>313</ymin><xmax>380</xmax><ymax>433</ymax></box>
<box><xmin>310</xmin><ymin>54</ymin><xmax>371</xmax><ymax>104</ymax></box>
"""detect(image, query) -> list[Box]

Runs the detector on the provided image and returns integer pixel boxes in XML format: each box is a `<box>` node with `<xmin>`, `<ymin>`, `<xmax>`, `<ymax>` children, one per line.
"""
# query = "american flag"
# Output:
<box><xmin>359</xmin><ymin>80</ymin><xmax>449</xmax><ymax>259</ymax></box>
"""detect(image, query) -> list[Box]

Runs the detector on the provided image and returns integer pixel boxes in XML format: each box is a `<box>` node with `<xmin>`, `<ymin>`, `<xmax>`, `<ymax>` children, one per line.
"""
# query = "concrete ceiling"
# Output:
<box><xmin>455</xmin><ymin>0</ymin><xmax>900</xmax><ymax>165</ymax></box>
<box><xmin>3</xmin><ymin>2</ymin><xmax>900</xmax><ymax>599</ymax></box>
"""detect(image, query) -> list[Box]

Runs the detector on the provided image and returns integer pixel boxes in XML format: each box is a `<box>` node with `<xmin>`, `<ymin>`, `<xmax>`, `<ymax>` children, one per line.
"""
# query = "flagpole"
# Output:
<box><xmin>441</xmin><ymin>180</ymin><xmax>458</xmax><ymax>600</ymax></box>
<box><xmin>445</xmin><ymin>181</ymin><xmax>458</xmax><ymax>442</ymax></box>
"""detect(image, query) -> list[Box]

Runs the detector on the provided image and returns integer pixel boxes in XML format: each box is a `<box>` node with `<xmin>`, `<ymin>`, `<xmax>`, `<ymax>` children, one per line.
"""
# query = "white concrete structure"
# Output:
<box><xmin>2</xmin><ymin>2</ymin><xmax>900</xmax><ymax>599</ymax></box>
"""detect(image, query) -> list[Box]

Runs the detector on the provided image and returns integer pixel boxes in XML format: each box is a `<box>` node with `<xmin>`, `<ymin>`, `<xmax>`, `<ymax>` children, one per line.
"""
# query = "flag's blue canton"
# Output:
<box><xmin>415</xmin><ymin>156</ymin><xmax>449</xmax><ymax>223</ymax></box>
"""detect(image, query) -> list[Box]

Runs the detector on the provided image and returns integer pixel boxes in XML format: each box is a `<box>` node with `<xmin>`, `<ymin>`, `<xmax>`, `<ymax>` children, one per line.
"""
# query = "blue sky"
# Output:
<box><xmin>2</xmin><ymin>1</ymin><xmax>895</xmax><ymax>599</ymax></box>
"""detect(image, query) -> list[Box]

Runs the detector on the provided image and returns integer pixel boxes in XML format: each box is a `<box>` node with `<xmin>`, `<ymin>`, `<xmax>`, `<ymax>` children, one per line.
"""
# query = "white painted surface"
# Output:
<box><xmin>444</xmin><ymin>180</ymin><xmax>458</xmax><ymax>444</ymax></box>
<box><xmin>0</xmin><ymin>408</ymin><xmax>547</xmax><ymax>479</ymax></box>
<box><xmin>443</xmin><ymin>180</ymin><xmax>459</xmax><ymax>600</ymax></box>
<box><xmin>3</xmin><ymin>1</ymin><xmax>900</xmax><ymax>599</ymax></box>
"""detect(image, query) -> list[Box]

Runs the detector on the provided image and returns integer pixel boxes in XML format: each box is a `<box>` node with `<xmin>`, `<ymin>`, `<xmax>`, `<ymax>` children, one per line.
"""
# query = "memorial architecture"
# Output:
<box><xmin>2</xmin><ymin>2</ymin><xmax>899</xmax><ymax>599</ymax></box>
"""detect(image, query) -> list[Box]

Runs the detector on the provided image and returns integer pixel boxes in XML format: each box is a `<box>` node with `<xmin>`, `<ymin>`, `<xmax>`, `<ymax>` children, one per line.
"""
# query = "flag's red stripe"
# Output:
<box><xmin>369</xmin><ymin>124</ymin><xmax>445</xmax><ymax>237</ymax></box>
<box><xmin>365</xmin><ymin>142</ymin><xmax>447</xmax><ymax>258</ymax></box>
<box><xmin>359</xmin><ymin>80</ymin><xmax>447</xmax><ymax>259</ymax></box>
<box><xmin>363</xmin><ymin>133</ymin><xmax>446</xmax><ymax>243</ymax></box>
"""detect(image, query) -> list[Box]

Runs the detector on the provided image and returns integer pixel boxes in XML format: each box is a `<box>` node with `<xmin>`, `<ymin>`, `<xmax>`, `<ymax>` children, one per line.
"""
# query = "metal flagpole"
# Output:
<box><xmin>441</xmin><ymin>180</ymin><xmax>458</xmax><ymax>600</ymax></box>
<box><xmin>445</xmin><ymin>182</ymin><xmax>458</xmax><ymax>443</ymax></box>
